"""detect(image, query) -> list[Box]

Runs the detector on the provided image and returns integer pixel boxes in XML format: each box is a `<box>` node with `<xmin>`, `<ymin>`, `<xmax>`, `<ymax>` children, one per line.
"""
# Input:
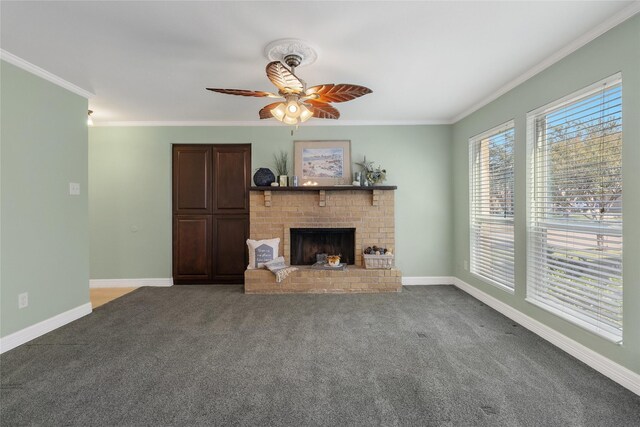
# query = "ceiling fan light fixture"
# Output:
<box><xmin>299</xmin><ymin>104</ymin><xmax>313</xmax><ymax>122</ymax></box>
<box><xmin>282</xmin><ymin>115</ymin><xmax>298</xmax><ymax>125</ymax></box>
<box><xmin>286</xmin><ymin>99</ymin><xmax>301</xmax><ymax>118</ymax></box>
<box><xmin>270</xmin><ymin>103</ymin><xmax>286</xmax><ymax>121</ymax></box>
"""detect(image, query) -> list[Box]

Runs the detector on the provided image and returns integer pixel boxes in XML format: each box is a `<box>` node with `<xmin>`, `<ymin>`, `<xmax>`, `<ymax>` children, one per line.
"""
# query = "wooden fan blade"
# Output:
<box><xmin>266</xmin><ymin>61</ymin><xmax>304</xmax><ymax>94</ymax></box>
<box><xmin>304</xmin><ymin>84</ymin><xmax>372</xmax><ymax>103</ymax></box>
<box><xmin>258</xmin><ymin>102</ymin><xmax>282</xmax><ymax>120</ymax></box>
<box><xmin>206</xmin><ymin>88</ymin><xmax>280</xmax><ymax>98</ymax></box>
<box><xmin>308</xmin><ymin>100</ymin><xmax>340</xmax><ymax>119</ymax></box>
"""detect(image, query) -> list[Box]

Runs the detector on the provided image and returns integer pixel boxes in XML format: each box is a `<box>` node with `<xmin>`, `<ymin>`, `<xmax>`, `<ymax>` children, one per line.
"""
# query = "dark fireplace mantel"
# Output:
<box><xmin>250</xmin><ymin>186</ymin><xmax>397</xmax><ymax>191</ymax></box>
<box><xmin>250</xmin><ymin>186</ymin><xmax>396</xmax><ymax>207</ymax></box>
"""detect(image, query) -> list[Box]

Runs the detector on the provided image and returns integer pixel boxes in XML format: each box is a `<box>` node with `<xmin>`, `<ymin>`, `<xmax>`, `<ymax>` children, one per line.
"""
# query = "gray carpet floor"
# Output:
<box><xmin>1</xmin><ymin>285</ymin><xmax>639</xmax><ymax>426</ymax></box>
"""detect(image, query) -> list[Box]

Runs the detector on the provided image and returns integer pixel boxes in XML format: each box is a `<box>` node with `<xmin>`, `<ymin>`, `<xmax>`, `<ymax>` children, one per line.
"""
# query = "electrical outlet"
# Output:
<box><xmin>69</xmin><ymin>182</ymin><xmax>80</xmax><ymax>196</ymax></box>
<box><xmin>464</xmin><ymin>260</ymin><xmax>469</xmax><ymax>270</ymax></box>
<box><xmin>18</xmin><ymin>292</ymin><xmax>28</xmax><ymax>309</ymax></box>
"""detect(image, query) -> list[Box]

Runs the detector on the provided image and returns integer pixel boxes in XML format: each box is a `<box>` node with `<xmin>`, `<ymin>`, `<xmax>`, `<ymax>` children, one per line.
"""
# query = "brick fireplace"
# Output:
<box><xmin>244</xmin><ymin>187</ymin><xmax>402</xmax><ymax>293</ymax></box>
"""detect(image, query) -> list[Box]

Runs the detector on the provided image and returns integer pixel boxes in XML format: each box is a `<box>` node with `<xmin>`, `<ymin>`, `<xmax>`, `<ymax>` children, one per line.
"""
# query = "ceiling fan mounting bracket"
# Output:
<box><xmin>265</xmin><ymin>38</ymin><xmax>318</xmax><ymax>67</ymax></box>
<box><xmin>283</xmin><ymin>54</ymin><xmax>302</xmax><ymax>69</ymax></box>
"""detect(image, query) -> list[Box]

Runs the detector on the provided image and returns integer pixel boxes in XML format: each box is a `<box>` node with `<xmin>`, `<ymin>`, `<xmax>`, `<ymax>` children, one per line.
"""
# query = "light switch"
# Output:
<box><xmin>69</xmin><ymin>182</ymin><xmax>80</xmax><ymax>195</ymax></box>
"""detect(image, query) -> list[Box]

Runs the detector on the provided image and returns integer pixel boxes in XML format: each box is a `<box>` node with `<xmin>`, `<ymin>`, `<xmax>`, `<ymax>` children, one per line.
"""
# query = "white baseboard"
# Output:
<box><xmin>0</xmin><ymin>303</ymin><xmax>92</xmax><ymax>354</ymax></box>
<box><xmin>89</xmin><ymin>278</ymin><xmax>173</xmax><ymax>288</ymax></box>
<box><xmin>402</xmin><ymin>276</ymin><xmax>455</xmax><ymax>286</ymax></box>
<box><xmin>452</xmin><ymin>277</ymin><xmax>640</xmax><ymax>396</ymax></box>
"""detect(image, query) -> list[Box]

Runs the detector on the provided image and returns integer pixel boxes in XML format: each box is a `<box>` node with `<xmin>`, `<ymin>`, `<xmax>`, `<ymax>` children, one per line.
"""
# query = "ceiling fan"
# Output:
<box><xmin>206</xmin><ymin>39</ymin><xmax>372</xmax><ymax>125</ymax></box>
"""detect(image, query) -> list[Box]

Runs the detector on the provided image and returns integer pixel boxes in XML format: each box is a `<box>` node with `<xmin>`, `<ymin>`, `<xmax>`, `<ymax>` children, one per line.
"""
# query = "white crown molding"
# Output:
<box><xmin>452</xmin><ymin>277</ymin><xmax>640</xmax><ymax>396</ymax></box>
<box><xmin>450</xmin><ymin>2</ymin><xmax>640</xmax><ymax>124</ymax></box>
<box><xmin>402</xmin><ymin>276</ymin><xmax>455</xmax><ymax>286</ymax></box>
<box><xmin>0</xmin><ymin>49</ymin><xmax>94</xmax><ymax>99</ymax></box>
<box><xmin>89</xmin><ymin>278</ymin><xmax>173</xmax><ymax>288</ymax></box>
<box><xmin>95</xmin><ymin>119</ymin><xmax>449</xmax><ymax>127</ymax></box>
<box><xmin>0</xmin><ymin>303</ymin><xmax>92</xmax><ymax>354</ymax></box>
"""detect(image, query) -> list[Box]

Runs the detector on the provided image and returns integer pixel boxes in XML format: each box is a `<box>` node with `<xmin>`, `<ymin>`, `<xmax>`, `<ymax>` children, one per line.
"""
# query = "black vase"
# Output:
<box><xmin>253</xmin><ymin>168</ymin><xmax>276</xmax><ymax>186</ymax></box>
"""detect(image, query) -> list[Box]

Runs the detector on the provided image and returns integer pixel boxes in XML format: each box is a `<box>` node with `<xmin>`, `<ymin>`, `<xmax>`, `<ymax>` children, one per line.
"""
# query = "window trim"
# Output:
<box><xmin>525</xmin><ymin>73</ymin><xmax>623</xmax><ymax>343</ymax></box>
<box><xmin>469</xmin><ymin>119</ymin><xmax>516</xmax><ymax>294</ymax></box>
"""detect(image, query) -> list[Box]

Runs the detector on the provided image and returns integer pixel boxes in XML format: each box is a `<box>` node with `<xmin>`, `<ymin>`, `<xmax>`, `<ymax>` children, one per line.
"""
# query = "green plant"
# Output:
<box><xmin>273</xmin><ymin>150</ymin><xmax>289</xmax><ymax>176</ymax></box>
<box><xmin>356</xmin><ymin>156</ymin><xmax>387</xmax><ymax>184</ymax></box>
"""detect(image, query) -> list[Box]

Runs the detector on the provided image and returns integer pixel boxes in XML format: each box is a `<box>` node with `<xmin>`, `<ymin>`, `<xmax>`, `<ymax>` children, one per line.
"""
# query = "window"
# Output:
<box><xmin>470</xmin><ymin>121</ymin><xmax>515</xmax><ymax>292</ymax></box>
<box><xmin>527</xmin><ymin>74</ymin><xmax>623</xmax><ymax>342</ymax></box>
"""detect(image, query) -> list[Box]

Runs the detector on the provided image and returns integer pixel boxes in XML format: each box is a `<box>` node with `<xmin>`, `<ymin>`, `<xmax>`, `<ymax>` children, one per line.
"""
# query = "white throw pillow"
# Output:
<box><xmin>246</xmin><ymin>238</ymin><xmax>280</xmax><ymax>269</ymax></box>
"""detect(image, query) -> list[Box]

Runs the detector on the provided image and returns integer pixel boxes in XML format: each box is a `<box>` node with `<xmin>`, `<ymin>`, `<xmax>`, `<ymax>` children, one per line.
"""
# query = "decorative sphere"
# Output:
<box><xmin>253</xmin><ymin>168</ymin><xmax>276</xmax><ymax>186</ymax></box>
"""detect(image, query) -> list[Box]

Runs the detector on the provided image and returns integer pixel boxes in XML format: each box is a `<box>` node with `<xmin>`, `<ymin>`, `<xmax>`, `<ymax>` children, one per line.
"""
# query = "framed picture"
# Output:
<box><xmin>294</xmin><ymin>140</ymin><xmax>352</xmax><ymax>186</ymax></box>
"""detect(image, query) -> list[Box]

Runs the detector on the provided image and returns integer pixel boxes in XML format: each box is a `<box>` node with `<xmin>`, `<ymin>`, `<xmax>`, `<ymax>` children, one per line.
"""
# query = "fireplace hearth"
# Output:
<box><xmin>290</xmin><ymin>228</ymin><xmax>355</xmax><ymax>265</ymax></box>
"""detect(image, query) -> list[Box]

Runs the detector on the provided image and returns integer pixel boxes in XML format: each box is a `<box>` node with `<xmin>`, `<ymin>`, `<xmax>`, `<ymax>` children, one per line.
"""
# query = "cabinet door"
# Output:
<box><xmin>212</xmin><ymin>215</ymin><xmax>249</xmax><ymax>283</ymax></box>
<box><xmin>213</xmin><ymin>145</ymin><xmax>251</xmax><ymax>214</ymax></box>
<box><xmin>173</xmin><ymin>145</ymin><xmax>212</xmax><ymax>214</ymax></box>
<box><xmin>173</xmin><ymin>215</ymin><xmax>212</xmax><ymax>283</ymax></box>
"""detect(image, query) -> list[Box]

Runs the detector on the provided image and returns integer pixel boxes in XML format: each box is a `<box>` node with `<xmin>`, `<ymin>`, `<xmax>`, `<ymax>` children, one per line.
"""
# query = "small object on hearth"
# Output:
<box><xmin>363</xmin><ymin>252</ymin><xmax>394</xmax><ymax>269</ymax></box>
<box><xmin>316</xmin><ymin>253</ymin><xmax>327</xmax><ymax>263</ymax></box>
<box><xmin>327</xmin><ymin>255</ymin><xmax>341</xmax><ymax>267</ymax></box>
<box><xmin>271</xmin><ymin>182</ymin><xmax>279</xmax><ymax>186</ymax></box>
<box><xmin>311</xmin><ymin>262</ymin><xmax>347</xmax><ymax>270</ymax></box>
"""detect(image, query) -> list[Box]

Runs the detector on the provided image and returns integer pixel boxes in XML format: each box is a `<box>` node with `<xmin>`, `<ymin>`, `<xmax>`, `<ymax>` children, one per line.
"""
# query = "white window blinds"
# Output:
<box><xmin>527</xmin><ymin>74</ymin><xmax>623</xmax><ymax>342</ymax></box>
<box><xmin>470</xmin><ymin>121</ymin><xmax>515</xmax><ymax>291</ymax></box>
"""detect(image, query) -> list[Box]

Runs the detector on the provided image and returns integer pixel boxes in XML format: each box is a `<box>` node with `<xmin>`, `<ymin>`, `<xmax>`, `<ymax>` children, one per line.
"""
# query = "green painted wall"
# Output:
<box><xmin>89</xmin><ymin>125</ymin><xmax>452</xmax><ymax>279</ymax></box>
<box><xmin>1</xmin><ymin>61</ymin><xmax>89</xmax><ymax>337</ymax></box>
<box><xmin>451</xmin><ymin>15</ymin><xmax>640</xmax><ymax>373</ymax></box>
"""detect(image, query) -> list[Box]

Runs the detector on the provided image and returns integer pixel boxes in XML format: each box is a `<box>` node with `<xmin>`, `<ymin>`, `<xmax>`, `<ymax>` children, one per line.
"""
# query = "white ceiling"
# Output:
<box><xmin>1</xmin><ymin>1</ymin><xmax>638</xmax><ymax>125</ymax></box>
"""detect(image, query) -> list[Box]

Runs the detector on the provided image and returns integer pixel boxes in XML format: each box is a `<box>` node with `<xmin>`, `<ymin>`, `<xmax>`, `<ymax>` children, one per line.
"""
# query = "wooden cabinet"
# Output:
<box><xmin>212</xmin><ymin>215</ymin><xmax>249</xmax><ymax>283</ymax></box>
<box><xmin>173</xmin><ymin>145</ymin><xmax>212</xmax><ymax>214</ymax></box>
<box><xmin>172</xmin><ymin>144</ymin><xmax>250</xmax><ymax>284</ymax></box>
<box><xmin>213</xmin><ymin>146</ymin><xmax>250</xmax><ymax>214</ymax></box>
<box><xmin>173</xmin><ymin>215</ymin><xmax>212</xmax><ymax>282</ymax></box>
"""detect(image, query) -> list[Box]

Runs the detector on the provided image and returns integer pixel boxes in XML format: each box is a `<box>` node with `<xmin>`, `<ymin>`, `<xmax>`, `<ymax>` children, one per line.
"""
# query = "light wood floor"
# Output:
<box><xmin>90</xmin><ymin>288</ymin><xmax>136</xmax><ymax>308</ymax></box>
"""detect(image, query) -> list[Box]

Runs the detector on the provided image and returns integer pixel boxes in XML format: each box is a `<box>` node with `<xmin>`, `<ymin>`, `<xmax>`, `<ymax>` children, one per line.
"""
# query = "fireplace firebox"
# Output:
<box><xmin>290</xmin><ymin>228</ymin><xmax>356</xmax><ymax>265</ymax></box>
